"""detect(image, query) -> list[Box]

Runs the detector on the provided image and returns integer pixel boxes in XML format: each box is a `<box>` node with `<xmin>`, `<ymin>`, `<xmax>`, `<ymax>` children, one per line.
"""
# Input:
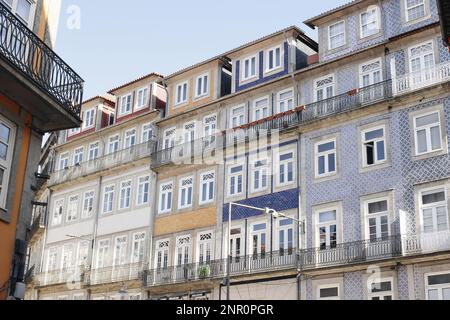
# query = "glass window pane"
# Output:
<box><xmin>328</xmin><ymin>153</ymin><xmax>336</xmax><ymax>172</ymax></box>
<box><xmin>318</xmin><ymin>141</ymin><xmax>335</xmax><ymax>153</ymax></box>
<box><xmin>368</xmin><ymin>200</ymin><xmax>388</xmax><ymax>214</ymax></box>
<box><xmin>428</xmin><ymin>273</ymin><xmax>450</xmax><ymax>285</ymax></box>
<box><xmin>319</xmin><ymin>210</ymin><xmax>336</xmax><ymax>223</ymax></box>
<box><xmin>318</xmin><ymin>156</ymin><xmax>325</xmax><ymax>175</ymax></box>
<box><xmin>422</xmin><ymin>191</ymin><xmax>445</xmax><ymax>204</ymax></box>
<box><xmin>443</xmin><ymin>288</ymin><xmax>450</xmax><ymax>300</ymax></box>
<box><xmin>0</xmin><ymin>124</ymin><xmax>10</xmax><ymax>143</ymax></box>
<box><xmin>416</xmin><ymin>129</ymin><xmax>428</xmax><ymax>153</ymax></box>
<box><xmin>376</xmin><ymin>141</ymin><xmax>385</xmax><ymax>161</ymax></box>
<box><xmin>0</xmin><ymin>142</ymin><xmax>7</xmax><ymax>160</ymax></box>
<box><xmin>428</xmin><ymin>289</ymin><xmax>439</xmax><ymax>300</ymax></box>
<box><xmin>416</xmin><ymin>113</ymin><xmax>439</xmax><ymax>127</ymax></box>
<box><xmin>430</xmin><ymin>126</ymin><xmax>442</xmax><ymax>150</ymax></box>
<box><xmin>365</xmin><ymin>129</ymin><xmax>384</xmax><ymax>141</ymax></box>
<box><xmin>320</xmin><ymin>287</ymin><xmax>339</xmax><ymax>298</ymax></box>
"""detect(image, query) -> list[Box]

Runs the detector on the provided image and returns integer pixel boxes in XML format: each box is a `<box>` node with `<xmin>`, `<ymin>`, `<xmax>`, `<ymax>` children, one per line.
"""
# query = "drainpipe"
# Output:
<box><xmin>283</xmin><ymin>31</ymin><xmax>301</xmax><ymax>105</ymax></box>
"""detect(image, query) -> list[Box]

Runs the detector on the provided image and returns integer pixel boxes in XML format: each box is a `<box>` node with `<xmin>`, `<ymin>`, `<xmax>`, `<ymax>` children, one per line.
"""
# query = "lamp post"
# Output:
<box><xmin>225</xmin><ymin>203</ymin><xmax>279</xmax><ymax>300</ymax></box>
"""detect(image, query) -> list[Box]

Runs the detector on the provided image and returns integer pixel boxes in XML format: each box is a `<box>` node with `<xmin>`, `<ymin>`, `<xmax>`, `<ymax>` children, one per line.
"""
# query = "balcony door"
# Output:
<box><xmin>175</xmin><ymin>235</ymin><xmax>191</xmax><ymax>281</ymax></box>
<box><xmin>278</xmin><ymin>218</ymin><xmax>294</xmax><ymax>256</ymax></box>
<box><xmin>409</xmin><ymin>41</ymin><xmax>435</xmax><ymax>88</ymax></box>
<box><xmin>316</xmin><ymin>209</ymin><xmax>338</xmax><ymax>265</ymax></box>
<box><xmin>112</xmin><ymin>236</ymin><xmax>128</xmax><ymax>282</ymax></box>
<box><xmin>250</xmin><ymin>223</ymin><xmax>267</xmax><ymax>270</ymax></box>
<box><xmin>360</xmin><ymin>59</ymin><xmax>383</xmax><ymax>102</ymax></box>
<box><xmin>130</xmin><ymin>232</ymin><xmax>145</xmax><ymax>279</ymax></box>
<box><xmin>154</xmin><ymin>240</ymin><xmax>170</xmax><ymax>284</ymax></box>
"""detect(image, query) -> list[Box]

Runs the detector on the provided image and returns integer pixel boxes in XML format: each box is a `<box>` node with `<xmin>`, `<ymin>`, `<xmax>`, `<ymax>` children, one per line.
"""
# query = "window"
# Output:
<box><xmin>163</xmin><ymin>128</ymin><xmax>176</xmax><ymax>149</ymax></box>
<box><xmin>277</xmin><ymin>89</ymin><xmax>294</xmax><ymax>113</ymax></box>
<box><xmin>0</xmin><ymin>117</ymin><xmax>15</xmax><ymax>208</ymax></box>
<box><xmin>328</xmin><ymin>21</ymin><xmax>345</xmax><ymax>50</ymax></box>
<box><xmin>251</xmin><ymin>223</ymin><xmax>267</xmax><ymax>258</ymax></box>
<box><xmin>266</xmin><ymin>46</ymin><xmax>282</xmax><ymax>72</ymax></box>
<box><xmin>178</xmin><ymin>177</ymin><xmax>193</xmax><ymax>209</ymax></box>
<box><xmin>52</xmin><ymin>199</ymin><xmax>64</xmax><ymax>226</ymax></box>
<box><xmin>119</xmin><ymin>180</ymin><xmax>132</xmax><ymax>209</ymax></box>
<box><xmin>113</xmin><ymin>236</ymin><xmax>127</xmax><ymax>266</ymax></box>
<box><xmin>141</xmin><ymin>123</ymin><xmax>153</xmax><ymax>142</ymax></box>
<box><xmin>405</xmin><ymin>0</ymin><xmax>426</xmax><ymax>22</ymax></box>
<box><xmin>175</xmin><ymin>81</ymin><xmax>188</xmax><ymax>105</ymax></box>
<box><xmin>252</xmin><ymin>159</ymin><xmax>269</xmax><ymax>192</ymax></box>
<box><xmin>66</xmin><ymin>195</ymin><xmax>79</xmax><ymax>222</ymax></box>
<box><xmin>131</xmin><ymin>232</ymin><xmax>146</xmax><ymax>264</ymax></box>
<box><xmin>183</xmin><ymin>122</ymin><xmax>196</xmax><ymax>143</ymax></box>
<box><xmin>83</xmin><ymin>108</ymin><xmax>95</xmax><ymax>129</ymax></box>
<box><xmin>197</xmin><ymin>232</ymin><xmax>212</xmax><ymax>264</ymax></box>
<box><xmin>77</xmin><ymin>241</ymin><xmax>90</xmax><ymax>267</ymax></box>
<box><xmin>230</xmin><ymin>105</ymin><xmax>245</xmax><ymax>128</ymax></box>
<box><xmin>414</xmin><ymin>111</ymin><xmax>442</xmax><ymax>155</ymax></box>
<box><xmin>368</xmin><ymin>278</ymin><xmax>394</xmax><ymax>300</ymax></box>
<box><xmin>318</xmin><ymin>285</ymin><xmax>340</xmax><ymax>300</ymax></box>
<box><xmin>176</xmin><ymin>236</ymin><xmax>191</xmax><ymax>266</ymax></box>
<box><xmin>253</xmin><ymin>97</ymin><xmax>269</xmax><ymax>121</ymax></box>
<box><xmin>278</xmin><ymin>218</ymin><xmax>294</xmax><ymax>255</ymax></box>
<box><xmin>155</xmin><ymin>240</ymin><xmax>170</xmax><ymax>269</ymax></box>
<box><xmin>195</xmin><ymin>73</ymin><xmax>209</xmax><ymax>98</ymax></box>
<box><xmin>242</xmin><ymin>55</ymin><xmax>257</xmax><ymax>81</ymax></box>
<box><xmin>360</xmin><ymin>7</ymin><xmax>379</xmax><ymax>38</ymax></box>
<box><xmin>228</xmin><ymin>165</ymin><xmax>244</xmax><ymax>197</ymax></box>
<box><xmin>59</xmin><ymin>152</ymin><xmax>69</xmax><ymax>170</ymax></box>
<box><xmin>137</xmin><ymin>176</ymin><xmax>150</xmax><ymax>206</ymax></box>
<box><xmin>102</xmin><ymin>185</ymin><xmax>115</xmax><ymax>214</ymax></box>
<box><xmin>108</xmin><ymin>135</ymin><xmax>120</xmax><ymax>154</ymax></box>
<box><xmin>88</xmin><ymin>142</ymin><xmax>99</xmax><ymax>161</ymax></box>
<box><xmin>2</xmin><ymin>0</ymin><xmax>35</xmax><ymax>26</ymax></box>
<box><xmin>426</xmin><ymin>272</ymin><xmax>450</xmax><ymax>300</ymax></box>
<box><xmin>314</xmin><ymin>75</ymin><xmax>334</xmax><ymax>102</ymax></box>
<box><xmin>420</xmin><ymin>188</ymin><xmax>449</xmax><ymax>233</ymax></box>
<box><xmin>159</xmin><ymin>182</ymin><xmax>173</xmax><ymax>214</ymax></box>
<box><xmin>360</xmin><ymin>59</ymin><xmax>382</xmax><ymax>87</ymax></box>
<box><xmin>61</xmin><ymin>245</ymin><xmax>73</xmax><ymax>271</ymax></box>
<box><xmin>82</xmin><ymin>191</ymin><xmax>94</xmax><ymax>219</ymax></box>
<box><xmin>409</xmin><ymin>41</ymin><xmax>435</xmax><ymax>85</ymax></box>
<box><xmin>96</xmin><ymin>240</ymin><xmax>110</xmax><ymax>268</ymax></box>
<box><xmin>278</xmin><ymin>152</ymin><xmax>294</xmax><ymax>185</ymax></box>
<box><xmin>119</xmin><ymin>94</ymin><xmax>132</xmax><ymax>115</ymax></box>
<box><xmin>200</xmin><ymin>171</ymin><xmax>215</xmax><ymax>204</ymax></box>
<box><xmin>68</xmin><ymin>127</ymin><xmax>80</xmax><ymax>136</ymax></box>
<box><xmin>315</xmin><ymin>139</ymin><xmax>337</xmax><ymax>177</ymax></box>
<box><xmin>317</xmin><ymin>209</ymin><xmax>337</xmax><ymax>250</ymax></box>
<box><xmin>203</xmin><ymin>114</ymin><xmax>217</xmax><ymax>138</ymax></box>
<box><xmin>124</xmin><ymin>129</ymin><xmax>137</xmax><ymax>148</ymax></box>
<box><xmin>365</xmin><ymin>198</ymin><xmax>389</xmax><ymax>242</ymax></box>
<box><xmin>362</xmin><ymin>126</ymin><xmax>386</xmax><ymax>167</ymax></box>
<box><xmin>73</xmin><ymin>147</ymin><xmax>84</xmax><ymax>165</ymax></box>
<box><xmin>230</xmin><ymin>228</ymin><xmax>242</xmax><ymax>262</ymax></box>
<box><xmin>46</xmin><ymin>248</ymin><xmax>58</xmax><ymax>272</ymax></box>
<box><xmin>136</xmin><ymin>87</ymin><xmax>149</xmax><ymax>109</ymax></box>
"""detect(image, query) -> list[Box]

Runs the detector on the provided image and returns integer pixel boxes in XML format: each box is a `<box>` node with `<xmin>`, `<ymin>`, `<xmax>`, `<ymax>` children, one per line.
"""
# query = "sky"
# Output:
<box><xmin>55</xmin><ymin>0</ymin><xmax>350</xmax><ymax>99</ymax></box>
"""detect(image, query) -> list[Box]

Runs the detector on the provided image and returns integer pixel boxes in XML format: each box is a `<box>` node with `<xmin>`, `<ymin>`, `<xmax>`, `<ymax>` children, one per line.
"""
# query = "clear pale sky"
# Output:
<box><xmin>55</xmin><ymin>0</ymin><xmax>349</xmax><ymax>99</ymax></box>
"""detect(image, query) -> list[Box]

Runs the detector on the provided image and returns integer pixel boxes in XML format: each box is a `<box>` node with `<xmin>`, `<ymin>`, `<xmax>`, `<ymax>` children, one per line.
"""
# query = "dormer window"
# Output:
<box><xmin>360</xmin><ymin>7</ymin><xmax>380</xmax><ymax>38</ymax></box>
<box><xmin>175</xmin><ymin>81</ymin><xmax>188</xmax><ymax>105</ymax></box>
<box><xmin>328</xmin><ymin>20</ymin><xmax>346</xmax><ymax>50</ymax></box>
<box><xmin>195</xmin><ymin>73</ymin><xmax>209</xmax><ymax>99</ymax></box>
<box><xmin>136</xmin><ymin>87</ymin><xmax>149</xmax><ymax>109</ymax></box>
<box><xmin>242</xmin><ymin>55</ymin><xmax>257</xmax><ymax>81</ymax></box>
<box><xmin>266</xmin><ymin>46</ymin><xmax>282</xmax><ymax>72</ymax></box>
<box><xmin>119</xmin><ymin>94</ymin><xmax>132</xmax><ymax>116</ymax></box>
<box><xmin>83</xmin><ymin>108</ymin><xmax>95</xmax><ymax>129</ymax></box>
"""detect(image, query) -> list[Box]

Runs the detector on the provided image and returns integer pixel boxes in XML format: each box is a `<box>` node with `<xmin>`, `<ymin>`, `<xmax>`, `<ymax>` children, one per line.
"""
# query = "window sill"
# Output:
<box><xmin>359</xmin><ymin>161</ymin><xmax>391</xmax><ymax>174</ymax></box>
<box><xmin>313</xmin><ymin>172</ymin><xmax>340</xmax><ymax>184</ymax></box>
<box><xmin>412</xmin><ymin>148</ymin><xmax>448</xmax><ymax>162</ymax></box>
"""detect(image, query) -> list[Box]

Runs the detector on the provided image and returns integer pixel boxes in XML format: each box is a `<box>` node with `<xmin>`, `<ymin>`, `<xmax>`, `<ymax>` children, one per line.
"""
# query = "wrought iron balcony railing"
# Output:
<box><xmin>36</xmin><ymin>266</ymin><xmax>88</xmax><ymax>287</ymax></box>
<box><xmin>89</xmin><ymin>263</ymin><xmax>143</xmax><ymax>286</ymax></box>
<box><xmin>0</xmin><ymin>2</ymin><xmax>83</xmax><ymax>117</ymax></box>
<box><xmin>49</xmin><ymin>140</ymin><xmax>156</xmax><ymax>186</ymax></box>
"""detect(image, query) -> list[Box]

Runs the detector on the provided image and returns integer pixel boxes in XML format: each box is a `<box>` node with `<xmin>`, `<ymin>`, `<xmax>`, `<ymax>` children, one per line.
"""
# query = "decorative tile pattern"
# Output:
<box><xmin>397</xmin><ymin>265</ymin><xmax>409</xmax><ymax>300</ymax></box>
<box><xmin>344</xmin><ymin>271</ymin><xmax>363</xmax><ymax>300</ymax></box>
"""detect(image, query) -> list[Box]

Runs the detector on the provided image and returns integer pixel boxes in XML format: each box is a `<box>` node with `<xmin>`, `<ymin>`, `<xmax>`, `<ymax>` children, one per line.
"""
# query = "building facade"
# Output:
<box><xmin>26</xmin><ymin>0</ymin><xmax>450</xmax><ymax>300</ymax></box>
<box><xmin>0</xmin><ymin>0</ymin><xmax>83</xmax><ymax>299</ymax></box>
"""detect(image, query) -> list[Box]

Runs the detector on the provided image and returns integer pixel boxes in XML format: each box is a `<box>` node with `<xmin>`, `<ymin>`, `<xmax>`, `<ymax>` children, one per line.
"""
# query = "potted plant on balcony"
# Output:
<box><xmin>197</xmin><ymin>265</ymin><xmax>210</xmax><ymax>279</ymax></box>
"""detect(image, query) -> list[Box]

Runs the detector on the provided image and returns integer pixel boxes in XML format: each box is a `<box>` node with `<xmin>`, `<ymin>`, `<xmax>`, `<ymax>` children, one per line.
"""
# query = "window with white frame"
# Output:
<box><xmin>108</xmin><ymin>135</ymin><xmax>120</xmax><ymax>154</ymax></box>
<box><xmin>203</xmin><ymin>114</ymin><xmax>217</xmax><ymax>138</ymax></box>
<box><xmin>200</xmin><ymin>171</ymin><xmax>215</xmax><ymax>204</ymax></box>
<box><xmin>360</xmin><ymin>7</ymin><xmax>380</xmax><ymax>38</ymax></box>
<box><xmin>278</xmin><ymin>151</ymin><xmax>294</xmax><ymax>185</ymax></box>
<box><xmin>77</xmin><ymin>241</ymin><xmax>90</xmax><ymax>267</ymax></box>
<box><xmin>315</xmin><ymin>139</ymin><xmax>337</xmax><ymax>177</ymax></box>
<box><xmin>175</xmin><ymin>81</ymin><xmax>188</xmax><ymax>105</ymax></box>
<box><xmin>178</xmin><ymin>176</ymin><xmax>193</xmax><ymax>209</ymax></box>
<box><xmin>66</xmin><ymin>195</ymin><xmax>79</xmax><ymax>223</ymax></box>
<box><xmin>96</xmin><ymin>239</ymin><xmax>110</xmax><ymax>268</ymax></box>
<box><xmin>195</xmin><ymin>73</ymin><xmax>209</xmax><ymax>98</ymax></box>
<box><xmin>230</xmin><ymin>228</ymin><xmax>242</xmax><ymax>262</ymax></box>
<box><xmin>328</xmin><ymin>20</ymin><xmax>346</xmax><ymax>50</ymax></box>
<box><xmin>277</xmin><ymin>89</ymin><xmax>294</xmax><ymax>113</ymax></box>
<box><xmin>131</xmin><ymin>232</ymin><xmax>146</xmax><ymax>264</ymax></box>
<box><xmin>52</xmin><ymin>199</ymin><xmax>64</xmax><ymax>226</ymax></box>
<box><xmin>68</xmin><ymin>127</ymin><xmax>80</xmax><ymax>136</ymax></box>
<box><xmin>124</xmin><ymin>128</ymin><xmax>137</xmax><ymax>148</ymax></box>
<box><xmin>102</xmin><ymin>185</ymin><xmax>115</xmax><ymax>214</ymax></box>
<box><xmin>163</xmin><ymin>128</ymin><xmax>176</xmax><ymax>149</ymax></box>
<box><xmin>405</xmin><ymin>0</ymin><xmax>426</xmax><ymax>22</ymax></box>
<box><xmin>46</xmin><ymin>247</ymin><xmax>58</xmax><ymax>272</ymax></box>
<box><xmin>362</xmin><ymin>126</ymin><xmax>386</xmax><ymax>167</ymax></box>
<box><xmin>230</xmin><ymin>105</ymin><xmax>245</xmax><ymax>128</ymax></box>
<box><xmin>119</xmin><ymin>94</ymin><xmax>132</xmax><ymax>116</ymax></box>
<box><xmin>61</xmin><ymin>245</ymin><xmax>73</xmax><ymax>271</ymax></box>
<box><xmin>266</xmin><ymin>46</ymin><xmax>282</xmax><ymax>72</ymax></box>
<box><xmin>251</xmin><ymin>159</ymin><xmax>269</xmax><ymax>192</ymax></box>
<box><xmin>242</xmin><ymin>55</ymin><xmax>257</xmax><ymax>81</ymax></box>
<box><xmin>253</xmin><ymin>97</ymin><xmax>269</xmax><ymax>121</ymax></box>
<box><xmin>278</xmin><ymin>218</ymin><xmax>294</xmax><ymax>255</ymax></box>
<box><xmin>141</xmin><ymin>123</ymin><xmax>153</xmax><ymax>142</ymax></box>
<box><xmin>0</xmin><ymin>117</ymin><xmax>15</xmax><ymax>208</ymax></box>
<box><xmin>137</xmin><ymin>175</ymin><xmax>150</xmax><ymax>206</ymax></box>
<box><xmin>420</xmin><ymin>188</ymin><xmax>449</xmax><ymax>233</ymax></box>
<box><xmin>83</xmin><ymin>108</ymin><xmax>96</xmax><ymax>129</ymax></box>
<box><xmin>119</xmin><ymin>180</ymin><xmax>132</xmax><ymax>209</ymax></box>
<box><xmin>176</xmin><ymin>235</ymin><xmax>191</xmax><ymax>266</ymax></box>
<box><xmin>155</xmin><ymin>240</ymin><xmax>169</xmax><ymax>269</ymax></box>
<box><xmin>368</xmin><ymin>278</ymin><xmax>394</xmax><ymax>300</ymax></box>
<box><xmin>314</xmin><ymin>75</ymin><xmax>334</xmax><ymax>102</ymax></box>
<box><xmin>88</xmin><ymin>142</ymin><xmax>99</xmax><ymax>161</ymax></box>
<box><xmin>317</xmin><ymin>209</ymin><xmax>338</xmax><ymax>250</ymax></box>
<box><xmin>183</xmin><ymin>122</ymin><xmax>196</xmax><ymax>143</ymax></box>
<box><xmin>59</xmin><ymin>152</ymin><xmax>69</xmax><ymax>170</ymax></box>
<box><xmin>159</xmin><ymin>182</ymin><xmax>173</xmax><ymax>214</ymax></box>
<box><xmin>426</xmin><ymin>272</ymin><xmax>450</xmax><ymax>300</ymax></box>
<box><xmin>198</xmin><ymin>232</ymin><xmax>212</xmax><ymax>264</ymax></box>
<box><xmin>409</xmin><ymin>41</ymin><xmax>434</xmax><ymax>76</ymax></box>
<box><xmin>413</xmin><ymin>111</ymin><xmax>443</xmax><ymax>155</ymax></box>
<box><xmin>82</xmin><ymin>191</ymin><xmax>94</xmax><ymax>219</ymax></box>
<box><xmin>73</xmin><ymin>147</ymin><xmax>84</xmax><ymax>165</ymax></box>
<box><xmin>318</xmin><ymin>285</ymin><xmax>340</xmax><ymax>300</ymax></box>
<box><xmin>136</xmin><ymin>87</ymin><xmax>149</xmax><ymax>109</ymax></box>
<box><xmin>1</xmin><ymin>0</ymin><xmax>36</xmax><ymax>26</ymax></box>
<box><xmin>365</xmin><ymin>198</ymin><xmax>389</xmax><ymax>242</ymax></box>
<box><xmin>251</xmin><ymin>223</ymin><xmax>267</xmax><ymax>258</ymax></box>
<box><xmin>113</xmin><ymin>236</ymin><xmax>127</xmax><ymax>266</ymax></box>
<box><xmin>228</xmin><ymin>164</ymin><xmax>244</xmax><ymax>197</ymax></box>
<box><xmin>360</xmin><ymin>59</ymin><xmax>382</xmax><ymax>88</ymax></box>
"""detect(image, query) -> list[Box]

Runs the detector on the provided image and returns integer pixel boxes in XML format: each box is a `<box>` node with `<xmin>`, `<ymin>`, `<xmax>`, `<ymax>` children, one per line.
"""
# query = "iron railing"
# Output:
<box><xmin>0</xmin><ymin>2</ymin><xmax>83</xmax><ymax>117</ymax></box>
<box><xmin>89</xmin><ymin>263</ymin><xmax>143</xmax><ymax>286</ymax></box>
<box><xmin>36</xmin><ymin>266</ymin><xmax>88</xmax><ymax>287</ymax></box>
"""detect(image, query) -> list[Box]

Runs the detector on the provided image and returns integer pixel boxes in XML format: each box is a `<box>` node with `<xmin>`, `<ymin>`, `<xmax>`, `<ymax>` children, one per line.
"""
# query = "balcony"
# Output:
<box><xmin>36</xmin><ymin>266</ymin><xmax>88</xmax><ymax>287</ymax></box>
<box><xmin>89</xmin><ymin>263</ymin><xmax>143</xmax><ymax>286</ymax></box>
<box><xmin>24</xmin><ymin>265</ymin><xmax>36</xmax><ymax>284</ymax></box>
<box><xmin>27</xmin><ymin>202</ymin><xmax>47</xmax><ymax>242</ymax></box>
<box><xmin>0</xmin><ymin>2</ymin><xmax>83</xmax><ymax>131</ymax></box>
<box><xmin>49</xmin><ymin>140</ymin><xmax>156</xmax><ymax>186</ymax></box>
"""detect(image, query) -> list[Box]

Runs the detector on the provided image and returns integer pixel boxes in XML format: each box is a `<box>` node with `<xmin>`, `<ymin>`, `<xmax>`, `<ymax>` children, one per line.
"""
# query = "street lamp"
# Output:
<box><xmin>225</xmin><ymin>202</ymin><xmax>279</xmax><ymax>300</ymax></box>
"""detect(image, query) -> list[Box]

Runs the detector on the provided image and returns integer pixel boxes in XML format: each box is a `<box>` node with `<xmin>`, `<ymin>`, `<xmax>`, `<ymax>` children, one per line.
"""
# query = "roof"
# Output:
<box><xmin>108</xmin><ymin>72</ymin><xmax>163</xmax><ymax>94</ymax></box>
<box><xmin>303</xmin><ymin>0</ymin><xmax>362</xmax><ymax>28</ymax></box>
<box><xmin>82</xmin><ymin>94</ymin><xmax>115</xmax><ymax>105</ymax></box>
<box><xmin>165</xmin><ymin>25</ymin><xmax>317</xmax><ymax>80</ymax></box>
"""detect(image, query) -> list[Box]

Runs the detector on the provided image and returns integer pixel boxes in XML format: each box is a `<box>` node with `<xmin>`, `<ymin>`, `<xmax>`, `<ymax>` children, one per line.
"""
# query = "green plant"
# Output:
<box><xmin>197</xmin><ymin>265</ymin><xmax>210</xmax><ymax>278</ymax></box>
